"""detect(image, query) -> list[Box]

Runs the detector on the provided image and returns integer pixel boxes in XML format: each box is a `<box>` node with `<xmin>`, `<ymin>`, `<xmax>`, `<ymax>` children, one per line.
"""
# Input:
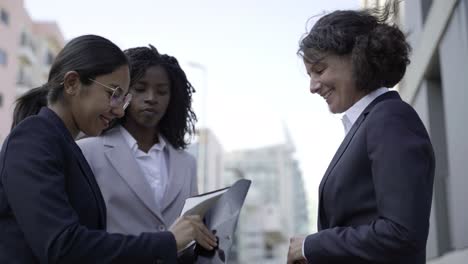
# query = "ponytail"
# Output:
<box><xmin>11</xmin><ymin>85</ymin><xmax>49</xmax><ymax>129</ymax></box>
<box><xmin>11</xmin><ymin>34</ymin><xmax>129</xmax><ymax>130</ymax></box>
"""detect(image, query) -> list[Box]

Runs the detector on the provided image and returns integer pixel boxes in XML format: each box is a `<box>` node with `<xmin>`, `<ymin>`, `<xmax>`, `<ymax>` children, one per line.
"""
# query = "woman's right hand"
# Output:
<box><xmin>169</xmin><ymin>215</ymin><xmax>218</xmax><ymax>251</ymax></box>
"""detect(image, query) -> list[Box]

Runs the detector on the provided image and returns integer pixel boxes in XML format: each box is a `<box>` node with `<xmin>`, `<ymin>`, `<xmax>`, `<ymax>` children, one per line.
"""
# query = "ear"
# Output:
<box><xmin>63</xmin><ymin>71</ymin><xmax>81</xmax><ymax>96</ymax></box>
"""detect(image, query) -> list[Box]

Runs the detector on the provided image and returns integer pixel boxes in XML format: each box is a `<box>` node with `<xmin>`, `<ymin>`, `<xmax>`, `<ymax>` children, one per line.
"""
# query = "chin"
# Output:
<box><xmin>328</xmin><ymin>107</ymin><xmax>339</xmax><ymax>114</ymax></box>
<box><xmin>329</xmin><ymin>105</ymin><xmax>346</xmax><ymax>114</ymax></box>
<box><xmin>137</xmin><ymin>120</ymin><xmax>160</xmax><ymax>128</ymax></box>
<box><xmin>82</xmin><ymin>128</ymin><xmax>102</xmax><ymax>137</ymax></box>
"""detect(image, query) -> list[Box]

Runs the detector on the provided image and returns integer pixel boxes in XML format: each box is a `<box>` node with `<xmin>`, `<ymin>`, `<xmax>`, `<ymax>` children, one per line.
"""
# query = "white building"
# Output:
<box><xmin>224</xmin><ymin>137</ymin><xmax>309</xmax><ymax>263</ymax></box>
<box><xmin>187</xmin><ymin>128</ymin><xmax>224</xmax><ymax>193</ymax></box>
<box><xmin>363</xmin><ymin>0</ymin><xmax>468</xmax><ymax>263</ymax></box>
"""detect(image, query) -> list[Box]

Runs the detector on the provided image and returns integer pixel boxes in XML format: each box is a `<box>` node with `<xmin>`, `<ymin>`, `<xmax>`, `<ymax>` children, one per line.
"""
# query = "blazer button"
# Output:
<box><xmin>158</xmin><ymin>225</ymin><xmax>166</xmax><ymax>231</ymax></box>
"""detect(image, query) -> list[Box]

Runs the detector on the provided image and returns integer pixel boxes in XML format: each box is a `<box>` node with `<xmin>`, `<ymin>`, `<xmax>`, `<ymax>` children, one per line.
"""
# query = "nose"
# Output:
<box><xmin>111</xmin><ymin>105</ymin><xmax>125</xmax><ymax>118</ymax></box>
<box><xmin>309</xmin><ymin>75</ymin><xmax>322</xmax><ymax>94</ymax></box>
<box><xmin>144</xmin><ymin>89</ymin><xmax>157</xmax><ymax>104</ymax></box>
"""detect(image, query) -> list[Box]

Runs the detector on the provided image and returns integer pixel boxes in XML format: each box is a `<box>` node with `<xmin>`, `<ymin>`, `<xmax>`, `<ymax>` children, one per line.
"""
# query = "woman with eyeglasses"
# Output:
<box><xmin>77</xmin><ymin>45</ymin><xmax>199</xmax><ymax>238</ymax></box>
<box><xmin>0</xmin><ymin>35</ymin><xmax>216</xmax><ymax>264</ymax></box>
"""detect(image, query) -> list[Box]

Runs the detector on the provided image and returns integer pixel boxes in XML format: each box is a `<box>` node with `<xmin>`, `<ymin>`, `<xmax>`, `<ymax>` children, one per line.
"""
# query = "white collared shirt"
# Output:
<box><xmin>120</xmin><ymin>126</ymin><xmax>168</xmax><ymax>208</ymax></box>
<box><xmin>342</xmin><ymin>87</ymin><xmax>389</xmax><ymax>134</ymax></box>
<box><xmin>302</xmin><ymin>87</ymin><xmax>389</xmax><ymax>260</ymax></box>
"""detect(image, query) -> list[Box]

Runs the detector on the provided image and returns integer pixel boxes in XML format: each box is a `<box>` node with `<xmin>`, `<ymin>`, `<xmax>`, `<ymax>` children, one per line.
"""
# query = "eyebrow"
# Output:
<box><xmin>135</xmin><ymin>80</ymin><xmax>170</xmax><ymax>87</ymax></box>
<box><xmin>304</xmin><ymin>53</ymin><xmax>327</xmax><ymax>65</ymax></box>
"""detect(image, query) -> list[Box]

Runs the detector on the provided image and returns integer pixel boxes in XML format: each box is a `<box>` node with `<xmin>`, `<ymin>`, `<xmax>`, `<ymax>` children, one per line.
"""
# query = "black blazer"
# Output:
<box><xmin>304</xmin><ymin>92</ymin><xmax>435</xmax><ymax>264</ymax></box>
<box><xmin>0</xmin><ymin>107</ymin><xmax>177</xmax><ymax>264</ymax></box>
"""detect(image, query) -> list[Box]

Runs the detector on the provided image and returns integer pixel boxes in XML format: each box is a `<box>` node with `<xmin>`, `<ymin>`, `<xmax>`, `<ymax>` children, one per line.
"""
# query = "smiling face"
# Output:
<box><xmin>304</xmin><ymin>53</ymin><xmax>366</xmax><ymax>114</ymax></box>
<box><xmin>70</xmin><ymin>65</ymin><xmax>131</xmax><ymax>136</ymax></box>
<box><xmin>124</xmin><ymin>65</ymin><xmax>171</xmax><ymax>132</ymax></box>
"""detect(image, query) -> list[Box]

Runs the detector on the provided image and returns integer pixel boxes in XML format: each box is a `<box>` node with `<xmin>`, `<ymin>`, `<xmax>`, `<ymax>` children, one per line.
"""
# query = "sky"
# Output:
<box><xmin>24</xmin><ymin>0</ymin><xmax>361</xmax><ymax>225</ymax></box>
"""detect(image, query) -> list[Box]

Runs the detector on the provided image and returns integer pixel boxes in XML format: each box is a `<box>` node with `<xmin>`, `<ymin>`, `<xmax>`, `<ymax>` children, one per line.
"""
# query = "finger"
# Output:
<box><xmin>187</xmin><ymin>221</ymin><xmax>217</xmax><ymax>247</ymax></box>
<box><xmin>195</xmin><ymin>234</ymin><xmax>215</xmax><ymax>250</ymax></box>
<box><xmin>185</xmin><ymin>214</ymin><xmax>202</xmax><ymax>222</ymax></box>
<box><xmin>198</xmin><ymin>230</ymin><xmax>217</xmax><ymax>247</ymax></box>
<box><xmin>192</xmin><ymin>220</ymin><xmax>217</xmax><ymax>243</ymax></box>
<box><xmin>201</xmin><ymin>226</ymin><xmax>218</xmax><ymax>243</ymax></box>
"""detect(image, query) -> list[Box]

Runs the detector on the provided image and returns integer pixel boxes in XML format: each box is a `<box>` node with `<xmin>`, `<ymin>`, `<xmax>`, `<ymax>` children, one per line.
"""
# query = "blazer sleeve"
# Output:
<box><xmin>1</xmin><ymin>118</ymin><xmax>177</xmax><ymax>264</ymax></box>
<box><xmin>304</xmin><ymin>101</ymin><xmax>435</xmax><ymax>263</ymax></box>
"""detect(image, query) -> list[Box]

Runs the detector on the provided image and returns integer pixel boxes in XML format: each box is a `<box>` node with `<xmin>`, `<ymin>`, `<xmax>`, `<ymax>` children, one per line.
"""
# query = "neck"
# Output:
<box><xmin>347</xmin><ymin>90</ymin><xmax>370</xmax><ymax>111</ymax></box>
<box><xmin>123</xmin><ymin>121</ymin><xmax>159</xmax><ymax>153</ymax></box>
<box><xmin>48</xmin><ymin>102</ymin><xmax>79</xmax><ymax>139</ymax></box>
<box><xmin>355</xmin><ymin>90</ymin><xmax>370</xmax><ymax>103</ymax></box>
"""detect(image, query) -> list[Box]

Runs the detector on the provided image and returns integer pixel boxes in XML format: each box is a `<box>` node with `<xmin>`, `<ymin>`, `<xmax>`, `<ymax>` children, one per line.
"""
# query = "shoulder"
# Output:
<box><xmin>13</xmin><ymin>114</ymin><xmax>57</xmax><ymax>135</ymax></box>
<box><xmin>77</xmin><ymin>127</ymin><xmax>120</xmax><ymax>150</ymax></box>
<box><xmin>76</xmin><ymin>136</ymin><xmax>103</xmax><ymax>163</ymax></box>
<box><xmin>6</xmin><ymin>115</ymin><xmax>61</xmax><ymax>148</ymax></box>
<box><xmin>76</xmin><ymin>133</ymin><xmax>112</xmax><ymax>164</ymax></box>
<box><xmin>1</xmin><ymin>116</ymin><xmax>63</xmax><ymax>171</ymax></box>
<box><xmin>366</xmin><ymin>96</ymin><xmax>425</xmax><ymax>130</ymax></box>
<box><xmin>366</xmin><ymin>95</ymin><xmax>429</xmax><ymax>137</ymax></box>
<box><xmin>369</xmin><ymin>96</ymin><xmax>418</xmax><ymax>119</ymax></box>
<box><xmin>76</xmin><ymin>136</ymin><xmax>102</xmax><ymax>150</ymax></box>
<box><xmin>180</xmin><ymin>149</ymin><xmax>196</xmax><ymax>163</ymax></box>
<box><xmin>167</xmin><ymin>144</ymin><xmax>197</xmax><ymax>166</ymax></box>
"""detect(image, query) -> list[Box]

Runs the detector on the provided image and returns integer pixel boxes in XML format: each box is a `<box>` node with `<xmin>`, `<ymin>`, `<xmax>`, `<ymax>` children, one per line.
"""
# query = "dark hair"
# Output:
<box><xmin>298</xmin><ymin>1</ymin><xmax>411</xmax><ymax>92</ymax></box>
<box><xmin>12</xmin><ymin>34</ymin><xmax>128</xmax><ymax>129</ymax></box>
<box><xmin>122</xmin><ymin>45</ymin><xmax>197</xmax><ymax>150</ymax></box>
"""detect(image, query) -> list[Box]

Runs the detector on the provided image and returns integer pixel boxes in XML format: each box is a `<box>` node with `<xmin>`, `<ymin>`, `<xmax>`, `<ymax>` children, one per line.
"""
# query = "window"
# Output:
<box><xmin>20</xmin><ymin>32</ymin><xmax>27</xmax><ymax>46</ymax></box>
<box><xmin>45</xmin><ymin>50</ymin><xmax>54</xmax><ymax>65</ymax></box>
<box><xmin>0</xmin><ymin>8</ymin><xmax>9</xmax><ymax>25</ymax></box>
<box><xmin>17</xmin><ymin>67</ymin><xmax>25</xmax><ymax>84</ymax></box>
<box><xmin>0</xmin><ymin>49</ymin><xmax>7</xmax><ymax>66</ymax></box>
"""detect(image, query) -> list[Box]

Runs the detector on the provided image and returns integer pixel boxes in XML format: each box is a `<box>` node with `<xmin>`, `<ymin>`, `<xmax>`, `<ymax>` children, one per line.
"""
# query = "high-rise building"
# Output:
<box><xmin>0</xmin><ymin>0</ymin><xmax>64</xmax><ymax>143</ymax></box>
<box><xmin>363</xmin><ymin>0</ymin><xmax>468</xmax><ymax>263</ymax></box>
<box><xmin>187</xmin><ymin>128</ymin><xmax>224</xmax><ymax>193</ymax></box>
<box><xmin>224</xmin><ymin>136</ymin><xmax>309</xmax><ymax>264</ymax></box>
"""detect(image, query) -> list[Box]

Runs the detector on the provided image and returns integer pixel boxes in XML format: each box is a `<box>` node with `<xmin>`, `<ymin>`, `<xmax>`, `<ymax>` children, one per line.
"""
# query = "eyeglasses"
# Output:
<box><xmin>89</xmin><ymin>78</ymin><xmax>132</xmax><ymax>110</ymax></box>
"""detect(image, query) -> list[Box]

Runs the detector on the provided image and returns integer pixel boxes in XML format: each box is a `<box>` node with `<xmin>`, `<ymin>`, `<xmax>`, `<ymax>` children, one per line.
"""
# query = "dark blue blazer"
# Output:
<box><xmin>304</xmin><ymin>92</ymin><xmax>435</xmax><ymax>263</ymax></box>
<box><xmin>0</xmin><ymin>108</ymin><xmax>177</xmax><ymax>264</ymax></box>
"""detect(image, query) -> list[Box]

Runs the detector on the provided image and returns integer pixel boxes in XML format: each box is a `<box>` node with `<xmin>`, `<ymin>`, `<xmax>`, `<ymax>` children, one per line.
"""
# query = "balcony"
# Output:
<box><xmin>18</xmin><ymin>45</ymin><xmax>37</xmax><ymax>66</ymax></box>
<box><xmin>16</xmin><ymin>67</ymin><xmax>35</xmax><ymax>96</ymax></box>
<box><xmin>262</xmin><ymin>204</ymin><xmax>287</xmax><ymax>244</ymax></box>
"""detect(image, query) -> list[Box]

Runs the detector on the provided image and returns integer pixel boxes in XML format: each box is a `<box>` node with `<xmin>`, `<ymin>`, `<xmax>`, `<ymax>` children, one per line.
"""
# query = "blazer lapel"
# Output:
<box><xmin>160</xmin><ymin>145</ymin><xmax>185</xmax><ymax>212</ymax></box>
<box><xmin>318</xmin><ymin>114</ymin><xmax>366</xmax><ymax>195</ymax></box>
<box><xmin>72</xmin><ymin>145</ymin><xmax>107</xmax><ymax>227</ymax></box>
<box><xmin>39</xmin><ymin>108</ymin><xmax>107</xmax><ymax>227</ymax></box>
<box><xmin>103</xmin><ymin>129</ymin><xmax>166</xmax><ymax>224</ymax></box>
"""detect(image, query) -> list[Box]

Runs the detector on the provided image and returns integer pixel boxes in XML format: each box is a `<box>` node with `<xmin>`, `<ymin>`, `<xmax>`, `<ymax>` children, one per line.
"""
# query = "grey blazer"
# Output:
<box><xmin>77</xmin><ymin>126</ymin><xmax>198</xmax><ymax>235</ymax></box>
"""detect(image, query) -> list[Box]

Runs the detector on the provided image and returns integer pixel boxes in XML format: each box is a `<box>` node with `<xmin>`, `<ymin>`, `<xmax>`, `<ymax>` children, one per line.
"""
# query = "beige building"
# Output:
<box><xmin>0</xmin><ymin>0</ymin><xmax>64</xmax><ymax>143</ymax></box>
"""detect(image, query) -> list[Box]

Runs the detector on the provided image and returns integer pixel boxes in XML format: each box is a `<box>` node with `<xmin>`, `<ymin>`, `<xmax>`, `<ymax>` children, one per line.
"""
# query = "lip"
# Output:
<box><xmin>141</xmin><ymin>108</ymin><xmax>158</xmax><ymax>113</ymax></box>
<box><xmin>323</xmin><ymin>90</ymin><xmax>333</xmax><ymax>100</ymax></box>
<box><xmin>319</xmin><ymin>89</ymin><xmax>333</xmax><ymax>99</ymax></box>
<box><xmin>100</xmin><ymin>115</ymin><xmax>111</xmax><ymax>128</ymax></box>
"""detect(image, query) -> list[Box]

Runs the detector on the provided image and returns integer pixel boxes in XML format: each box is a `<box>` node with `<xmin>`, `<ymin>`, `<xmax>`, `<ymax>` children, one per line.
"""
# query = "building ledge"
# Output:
<box><xmin>427</xmin><ymin>247</ymin><xmax>468</xmax><ymax>264</ymax></box>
